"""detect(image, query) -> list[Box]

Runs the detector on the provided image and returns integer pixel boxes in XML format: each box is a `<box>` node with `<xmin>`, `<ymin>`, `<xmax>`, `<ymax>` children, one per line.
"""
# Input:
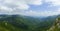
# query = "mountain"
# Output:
<box><xmin>47</xmin><ymin>15</ymin><xmax>60</xmax><ymax>31</ymax></box>
<box><xmin>0</xmin><ymin>15</ymin><xmax>42</xmax><ymax>31</ymax></box>
<box><xmin>0</xmin><ymin>15</ymin><xmax>60</xmax><ymax>31</ymax></box>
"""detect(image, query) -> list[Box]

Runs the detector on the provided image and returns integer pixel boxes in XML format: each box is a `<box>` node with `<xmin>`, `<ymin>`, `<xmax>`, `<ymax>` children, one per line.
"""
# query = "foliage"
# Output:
<box><xmin>0</xmin><ymin>15</ymin><xmax>60</xmax><ymax>31</ymax></box>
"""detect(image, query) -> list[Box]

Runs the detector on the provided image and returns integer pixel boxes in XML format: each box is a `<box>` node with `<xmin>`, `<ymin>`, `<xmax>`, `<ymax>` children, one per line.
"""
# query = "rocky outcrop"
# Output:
<box><xmin>47</xmin><ymin>17</ymin><xmax>60</xmax><ymax>31</ymax></box>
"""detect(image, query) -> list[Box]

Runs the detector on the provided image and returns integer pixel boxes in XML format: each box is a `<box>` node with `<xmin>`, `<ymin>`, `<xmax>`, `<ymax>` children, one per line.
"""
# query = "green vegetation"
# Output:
<box><xmin>0</xmin><ymin>15</ymin><xmax>60</xmax><ymax>31</ymax></box>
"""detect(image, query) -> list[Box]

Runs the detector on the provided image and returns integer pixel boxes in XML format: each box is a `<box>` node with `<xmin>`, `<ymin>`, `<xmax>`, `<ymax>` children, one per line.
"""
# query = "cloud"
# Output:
<box><xmin>1</xmin><ymin>0</ymin><xmax>30</xmax><ymax>10</ymax></box>
<box><xmin>27</xmin><ymin>0</ymin><xmax>42</xmax><ymax>5</ymax></box>
<box><xmin>0</xmin><ymin>0</ymin><xmax>43</xmax><ymax>15</ymax></box>
<box><xmin>0</xmin><ymin>5</ymin><xmax>13</xmax><ymax>11</ymax></box>
<box><xmin>0</xmin><ymin>0</ymin><xmax>42</xmax><ymax>10</ymax></box>
<box><xmin>22</xmin><ymin>9</ymin><xmax>60</xmax><ymax>16</ymax></box>
<box><xmin>45</xmin><ymin>0</ymin><xmax>60</xmax><ymax>6</ymax></box>
<box><xmin>0</xmin><ymin>0</ymin><xmax>60</xmax><ymax>17</ymax></box>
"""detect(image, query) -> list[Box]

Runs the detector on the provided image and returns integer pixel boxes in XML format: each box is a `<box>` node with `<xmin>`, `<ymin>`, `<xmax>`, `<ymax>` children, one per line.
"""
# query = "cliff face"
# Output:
<box><xmin>47</xmin><ymin>18</ymin><xmax>60</xmax><ymax>31</ymax></box>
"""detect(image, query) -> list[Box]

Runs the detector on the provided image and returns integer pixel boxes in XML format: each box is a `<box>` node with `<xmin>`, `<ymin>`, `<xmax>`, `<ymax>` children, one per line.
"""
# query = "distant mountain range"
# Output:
<box><xmin>0</xmin><ymin>14</ymin><xmax>60</xmax><ymax>31</ymax></box>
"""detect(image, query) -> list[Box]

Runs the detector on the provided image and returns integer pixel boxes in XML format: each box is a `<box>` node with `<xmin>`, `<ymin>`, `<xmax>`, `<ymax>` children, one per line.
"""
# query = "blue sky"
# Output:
<box><xmin>0</xmin><ymin>0</ymin><xmax>60</xmax><ymax>16</ymax></box>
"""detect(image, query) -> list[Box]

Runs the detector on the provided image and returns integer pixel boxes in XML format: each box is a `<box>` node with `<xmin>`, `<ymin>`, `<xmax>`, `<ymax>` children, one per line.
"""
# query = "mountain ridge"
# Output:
<box><xmin>0</xmin><ymin>14</ymin><xmax>60</xmax><ymax>31</ymax></box>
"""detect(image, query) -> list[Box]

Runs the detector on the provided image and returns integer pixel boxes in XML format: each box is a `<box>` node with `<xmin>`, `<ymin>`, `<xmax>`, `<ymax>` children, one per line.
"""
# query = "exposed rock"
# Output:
<box><xmin>47</xmin><ymin>17</ymin><xmax>60</xmax><ymax>31</ymax></box>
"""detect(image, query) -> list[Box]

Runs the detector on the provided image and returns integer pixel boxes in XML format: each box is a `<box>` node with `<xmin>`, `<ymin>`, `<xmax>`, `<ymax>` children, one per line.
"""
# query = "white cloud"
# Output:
<box><xmin>27</xmin><ymin>0</ymin><xmax>42</xmax><ymax>5</ymax></box>
<box><xmin>45</xmin><ymin>0</ymin><xmax>60</xmax><ymax>6</ymax></box>
<box><xmin>0</xmin><ymin>6</ymin><xmax>12</xmax><ymax>11</ymax></box>
<box><xmin>3</xmin><ymin>0</ymin><xmax>29</xmax><ymax>10</ymax></box>
<box><xmin>0</xmin><ymin>0</ymin><xmax>42</xmax><ymax>10</ymax></box>
<box><xmin>0</xmin><ymin>0</ymin><xmax>60</xmax><ymax>17</ymax></box>
<box><xmin>21</xmin><ymin>9</ymin><xmax>60</xmax><ymax>16</ymax></box>
<box><xmin>0</xmin><ymin>5</ymin><xmax>13</xmax><ymax>13</ymax></box>
<box><xmin>0</xmin><ymin>0</ymin><xmax>43</xmax><ymax>15</ymax></box>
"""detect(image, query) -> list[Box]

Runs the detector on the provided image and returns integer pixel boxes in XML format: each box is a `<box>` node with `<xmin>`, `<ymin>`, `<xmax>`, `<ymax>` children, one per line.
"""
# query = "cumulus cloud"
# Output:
<box><xmin>27</xmin><ymin>0</ymin><xmax>42</xmax><ymax>5</ymax></box>
<box><xmin>0</xmin><ymin>0</ymin><xmax>30</xmax><ymax>10</ymax></box>
<box><xmin>22</xmin><ymin>9</ymin><xmax>60</xmax><ymax>16</ymax></box>
<box><xmin>0</xmin><ymin>5</ymin><xmax>13</xmax><ymax>12</ymax></box>
<box><xmin>0</xmin><ymin>0</ymin><xmax>43</xmax><ymax>15</ymax></box>
<box><xmin>0</xmin><ymin>0</ymin><xmax>60</xmax><ymax>16</ymax></box>
<box><xmin>0</xmin><ymin>0</ymin><xmax>42</xmax><ymax>10</ymax></box>
<box><xmin>45</xmin><ymin>0</ymin><xmax>60</xmax><ymax>6</ymax></box>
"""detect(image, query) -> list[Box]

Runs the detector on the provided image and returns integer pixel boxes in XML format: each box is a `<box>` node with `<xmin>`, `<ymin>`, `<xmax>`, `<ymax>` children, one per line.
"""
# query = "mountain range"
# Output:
<box><xmin>0</xmin><ymin>14</ymin><xmax>60</xmax><ymax>31</ymax></box>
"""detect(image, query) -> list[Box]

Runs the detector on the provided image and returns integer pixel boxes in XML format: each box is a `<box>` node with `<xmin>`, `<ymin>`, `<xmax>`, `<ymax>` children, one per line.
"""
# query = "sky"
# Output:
<box><xmin>0</xmin><ymin>0</ymin><xmax>60</xmax><ymax>16</ymax></box>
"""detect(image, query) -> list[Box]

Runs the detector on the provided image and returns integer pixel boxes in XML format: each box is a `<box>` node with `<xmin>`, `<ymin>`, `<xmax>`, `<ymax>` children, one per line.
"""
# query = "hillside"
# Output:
<box><xmin>0</xmin><ymin>15</ymin><xmax>60</xmax><ymax>31</ymax></box>
<box><xmin>47</xmin><ymin>15</ymin><xmax>60</xmax><ymax>31</ymax></box>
